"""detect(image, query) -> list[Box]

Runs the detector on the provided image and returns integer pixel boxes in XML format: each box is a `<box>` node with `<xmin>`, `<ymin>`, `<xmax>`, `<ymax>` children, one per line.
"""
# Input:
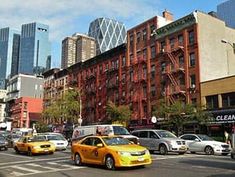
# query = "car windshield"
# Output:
<box><xmin>156</xmin><ymin>130</ymin><xmax>177</xmax><ymax>138</ymax></box>
<box><xmin>12</xmin><ymin>134</ymin><xmax>21</xmax><ymax>139</ymax></box>
<box><xmin>113</xmin><ymin>126</ymin><xmax>130</xmax><ymax>135</ymax></box>
<box><xmin>47</xmin><ymin>135</ymin><xmax>66</xmax><ymax>141</ymax></box>
<box><xmin>197</xmin><ymin>135</ymin><xmax>214</xmax><ymax>141</ymax></box>
<box><xmin>102</xmin><ymin>137</ymin><xmax>130</xmax><ymax>146</ymax></box>
<box><xmin>28</xmin><ymin>136</ymin><xmax>47</xmax><ymax>142</ymax></box>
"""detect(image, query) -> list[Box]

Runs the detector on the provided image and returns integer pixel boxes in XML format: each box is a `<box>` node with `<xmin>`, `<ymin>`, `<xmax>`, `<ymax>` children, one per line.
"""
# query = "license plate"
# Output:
<box><xmin>180</xmin><ymin>146</ymin><xmax>186</xmax><ymax>150</ymax></box>
<box><xmin>138</xmin><ymin>157</ymin><xmax>144</xmax><ymax>161</ymax></box>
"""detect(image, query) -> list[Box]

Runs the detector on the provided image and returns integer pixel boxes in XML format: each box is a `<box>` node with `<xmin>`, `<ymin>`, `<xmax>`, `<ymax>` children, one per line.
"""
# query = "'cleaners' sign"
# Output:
<box><xmin>210</xmin><ymin>109</ymin><xmax>235</xmax><ymax>123</ymax></box>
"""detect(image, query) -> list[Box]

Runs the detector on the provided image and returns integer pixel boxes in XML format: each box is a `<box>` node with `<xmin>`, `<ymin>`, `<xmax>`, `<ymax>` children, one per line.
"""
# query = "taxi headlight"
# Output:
<box><xmin>118</xmin><ymin>151</ymin><xmax>131</xmax><ymax>156</ymax></box>
<box><xmin>145</xmin><ymin>149</ymin><xmax>150</xmax><ymax>155</ymax></box>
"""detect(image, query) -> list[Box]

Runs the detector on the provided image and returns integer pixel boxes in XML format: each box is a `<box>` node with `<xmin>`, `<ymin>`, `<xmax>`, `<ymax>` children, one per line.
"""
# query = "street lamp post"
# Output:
<box><xmin>221</xmin><ymin>39</ymin><xmax>235</xmax><ymax>53</ymax></box>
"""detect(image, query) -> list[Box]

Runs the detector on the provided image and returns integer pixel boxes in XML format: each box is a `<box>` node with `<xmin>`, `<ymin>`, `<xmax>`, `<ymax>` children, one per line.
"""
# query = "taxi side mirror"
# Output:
<box><xmin>97</xmin><ymin>143</ymin><xmax>103</xmax><ymax>148</ymax></box>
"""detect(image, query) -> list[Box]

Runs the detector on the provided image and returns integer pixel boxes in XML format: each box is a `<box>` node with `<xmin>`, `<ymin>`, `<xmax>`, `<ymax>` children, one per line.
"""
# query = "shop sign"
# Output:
<box><xmin>210</xmin><ymin>109</ymin><xmax>235</xmax><ymax>124</ymax></box>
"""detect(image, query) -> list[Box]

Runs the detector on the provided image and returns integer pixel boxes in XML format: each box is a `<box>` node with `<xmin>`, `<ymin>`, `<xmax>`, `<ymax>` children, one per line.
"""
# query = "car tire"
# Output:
<box><xmin>105</xmin><ymin>155</ymin><xmax>115</xmax><ymax>170</ymax></box>
<box><xmin>205</xmin><ymin>146</ymin><xmax>214</xmax><ymax>155</ymax></box>
<box><xmin>14</xmin><ymin>147</ymin><xmax>19</xmax><ymax>154</ymax></box>
<box><xmin>28</xmin><ymin>148</ymin><xmax>33</xmax><ymax>156</ymax></box>
<box><xmin>159</xmin><ymin>144</ymin><xmax>168</xmax><ymax>155</ymax></box>
<box><xmin>231</xmin><ymin>153</ymin><xmax>235</xmax><ymax>159</ymax></box>
<box><xmin>221</xmin><ymin>153</ymin><xmax>228</xmax><ymax>156</ymax></box>
<box><xmin>74</xmin><ymin>153</ymin><xmax>83</xmax><ymax>166</ymax></box>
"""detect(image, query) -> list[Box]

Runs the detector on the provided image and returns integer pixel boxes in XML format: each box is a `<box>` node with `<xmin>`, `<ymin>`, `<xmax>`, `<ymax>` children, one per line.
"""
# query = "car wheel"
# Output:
<box><xmin>28</xmin><ymin>148</ymin><xmax>33</xmax><ymax>156</ymax></box>
<box><xmin>231</xmin><ymin>153</ymin><xmax>235</xmax><ymax>159</ymax></box>
<box><xmin>74</xmin><ymin>153</ymin><xmax>82</xmax><ymax>166</ymax></box>
<box><xmin>205</xmin><ymin>146</ymin><xmax>214</xmax><ymax>155</ymax></box>
<box><xmin>159</xmin><ymin>144</ymin><xmax>168</xmax><ymax>155</ymax></box>
<box><xmin>14</xmin><ymin>147</ymin><xmax>19</xmax><ymax>154</ymax></box>
<box><xmin>105</xmin><ymin>155</ymin><xmax>115</xmax><ymax>170</ymax></box>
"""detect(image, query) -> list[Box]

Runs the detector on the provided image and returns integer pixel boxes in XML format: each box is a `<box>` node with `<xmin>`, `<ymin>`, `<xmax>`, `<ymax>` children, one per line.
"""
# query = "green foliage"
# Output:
<box><xmin>43</xmin><ymin>88</ymin><xmax>81</xmax><ymax>124</ymax></box>
<box><xmin>106</xmin><ymin>101</ymin><xmax>131</xmax><ymax>125</ymax></box>
<box><xmin>35</xmin><ymin>122</ymin><xmax>50</xmax><ymax>133</ymax></box>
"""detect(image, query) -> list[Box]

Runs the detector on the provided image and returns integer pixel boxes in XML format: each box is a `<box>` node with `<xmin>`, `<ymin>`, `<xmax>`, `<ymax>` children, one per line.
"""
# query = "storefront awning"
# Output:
<box><xmin>209</xmin><ymin>109</ymin><xmax>235</xmax><ymax>124</ymax></box>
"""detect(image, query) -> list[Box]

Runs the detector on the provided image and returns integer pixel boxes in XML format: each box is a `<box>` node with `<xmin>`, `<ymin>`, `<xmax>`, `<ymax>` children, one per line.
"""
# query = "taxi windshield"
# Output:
<box><xmin>113</xmin><ymin>126</ymin><xmax>130</xmax><ymax>135</ymax></box>
<box><xmin>102</xmin><ymin>137</ymin><xmax>130</xmax><ymax>146</ymax></box>
<box><xmin>28</xmin><ymin>136</ymin><xmax>47</xmax><ymax>142</ymax></box>
<box><xmin>47</xmin><ymin>135</ymin><xmax>65</xmax><ymax>141</ymax></box>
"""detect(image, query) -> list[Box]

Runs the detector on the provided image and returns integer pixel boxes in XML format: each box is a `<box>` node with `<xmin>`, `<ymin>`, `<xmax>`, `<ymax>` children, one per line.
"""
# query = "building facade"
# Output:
<box><xmin>0</xmin><ymin>27</ymin><xmax>20</xmax><ymax>89</ymax></box>
<box><xmin>43</xmin><ymin>11</ymin><xmax>235</xmax><ymax>130</ymax></box>
<box><xmin>217</xmin><ymin>0</ymin><xmax>235</xmax><ymax>28</ymax></box>
<box><xmin>201</xmin><ymin>76</ymin><xmax>235</xmax><ymax>136</ymax></box>
<box><xmin>0</xmin><ymin>90</ymin><xmax>7</xmax><ymax>122</ymax></box>
<box><xmin>11</xmin><ymin>97</ymin><xmax>43</xmax><ymax>128</ymax></box>
<box><xmin>61</xmin><ymin>33</ymin><xmax>96</xmax><ymax>69</ymax></box>
<box><xmin>88</xmin><ymin>18</ymin><xmax>127</xmax><ymax>55</ymax></box>
<box><xmin>18</xmin><ymin>22</ymin><xmax>51</xmax><ymax>75</ymax></box>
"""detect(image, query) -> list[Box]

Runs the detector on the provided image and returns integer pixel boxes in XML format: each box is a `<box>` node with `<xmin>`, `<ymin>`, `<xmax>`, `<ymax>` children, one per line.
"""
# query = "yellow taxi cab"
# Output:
<box><xmin>14</xmin><ymin>135</ymin><xmax>56</xmax><ymax>156</ymax></box>
<box><xmin>71</xmin><ymin>135</ymin><xmax>152</xmax><ymax>170</ymax></box>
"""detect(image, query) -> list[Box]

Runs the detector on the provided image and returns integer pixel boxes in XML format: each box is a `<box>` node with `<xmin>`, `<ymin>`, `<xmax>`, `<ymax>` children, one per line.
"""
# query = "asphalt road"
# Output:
<box><xmin>0</xmin><ymin>148</ymin><xmax>235</xmax><ymax>177</ymax></box>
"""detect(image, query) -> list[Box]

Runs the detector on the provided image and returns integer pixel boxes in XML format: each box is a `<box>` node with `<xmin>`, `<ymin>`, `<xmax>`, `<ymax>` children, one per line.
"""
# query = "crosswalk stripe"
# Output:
<box><xmin>11</xmin><ymin>166</ymin><xmax>42</xmax><ymax>173</ymax></box>
<box><xmin>26</xmin><ymin>163</ymin><xmax>58</xmax><ymax>170</ymax></box>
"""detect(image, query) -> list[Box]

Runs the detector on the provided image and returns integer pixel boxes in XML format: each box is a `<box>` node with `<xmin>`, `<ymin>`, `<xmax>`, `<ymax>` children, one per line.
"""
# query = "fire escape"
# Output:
<box><xmin>162</xmin><ymin>46</ymin><xmax>186</xmax><ymax>104</ymax></box>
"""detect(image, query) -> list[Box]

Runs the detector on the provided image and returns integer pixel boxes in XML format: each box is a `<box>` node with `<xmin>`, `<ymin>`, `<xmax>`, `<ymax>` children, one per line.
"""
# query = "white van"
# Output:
<box><xmin>72</xmin><ymin>124</ymin><xmax>139</xmax><ymax>144</ymax></box>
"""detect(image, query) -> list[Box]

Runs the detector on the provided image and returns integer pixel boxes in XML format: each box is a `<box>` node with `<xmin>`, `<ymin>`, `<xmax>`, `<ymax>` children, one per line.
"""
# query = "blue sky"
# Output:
<box><xmin>0</xmin><ymin>0</ymin><xmax>227</xmax><ymax>68</ymax></box>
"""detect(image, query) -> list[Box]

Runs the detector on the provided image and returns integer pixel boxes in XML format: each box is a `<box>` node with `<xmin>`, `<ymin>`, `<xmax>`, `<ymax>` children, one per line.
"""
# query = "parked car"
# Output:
<box><xmin>179</xmin><ymin>134</ymin><xmax>230</xmax><ymax>155</ymax></box>
<box><xmin>131</xmin><ymin>129</ymin><xmax>187</xmax><ymax>155</ymax></box>
<box><xmin>14</xmin><ymin>135</ymin><xmax>56</xmax><ymax>156</ymax></box>
<box><xmin>71</xmin><ymin>135</ymin><xmax>152</xmax><ymax>170</ymax></box>
<box><xmin>40</xmin><ymin>133</ymin><xmax>68</xmax><ymax>150</ymax></box>
<box><xmin>0</xmin><ymin>136</ymin><xmax>8</xmax><ymax>150</ymax></box>
<box><xmin>7</xmin><ymin>134</ymin><xmax>21</xmax><ymax>147</ymax></box>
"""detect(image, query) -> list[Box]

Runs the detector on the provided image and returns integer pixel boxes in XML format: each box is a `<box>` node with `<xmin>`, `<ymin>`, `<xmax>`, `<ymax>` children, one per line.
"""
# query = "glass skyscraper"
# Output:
<box><xmin>18</xmin><ymin>22</ymin><xmax>51</xmax><ymax>75</ymax></box>
<box><xmin>217</xmin><ymin>0</ymin><xmax>235</xmax><ymax>28</ymax></box>
<box><xmin>0</xmin><ymin>27</ymin><xmax>20</xmax><ymax>89</ymax></box>
<box><xmin>88</xmin><ymin>18</ymin><xmax>126</xmax><ymax>54</ymax></box>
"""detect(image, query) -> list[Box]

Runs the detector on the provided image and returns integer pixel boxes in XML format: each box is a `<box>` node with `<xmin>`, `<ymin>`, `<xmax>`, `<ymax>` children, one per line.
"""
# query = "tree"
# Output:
<box><xmin>42</xmin><ymin>88</ymin><xmax>82</xmax><ymax>125</ymax></box>
<box><xmin>106</xmin><ymin>101</ymin><xmax>132</xmax><ymax>125</ymax></box>
<box><xmin>153</xmin><ymin>100</ymin><xmax>211</xmax><ymax>136</ymax></box>
<box><xmin>35</xmin><ymin>121</ymin><xmax>51</xmax><ymax>133</ymax></box>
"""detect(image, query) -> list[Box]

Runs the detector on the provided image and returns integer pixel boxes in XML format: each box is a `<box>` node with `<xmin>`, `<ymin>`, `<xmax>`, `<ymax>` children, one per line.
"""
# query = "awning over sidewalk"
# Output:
<box><xmin>210</xmin><ymin>109</ymin><xmax>235</xmax><ymax>124</ymax></box>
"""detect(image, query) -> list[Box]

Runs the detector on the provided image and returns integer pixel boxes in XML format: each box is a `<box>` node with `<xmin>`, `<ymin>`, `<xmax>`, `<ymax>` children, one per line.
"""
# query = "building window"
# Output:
<box><xmin>99</xmin><ymin>64</ymin><xmax>103</xmax><ymax>73</ymax></box>
<box><xmin>137</xmin><ymin>32</ymin><xmax>141</xmax><ymax>44</ymax></box>
<box><xmin>143</xmin><ymin>49</ymin><xmax>147</xmax><ymax>60</ymax></box>
<box><xmin>189</xmin><ymin>53</ymin><xmax>195</xmax><ymax>67</ymax></box>
<box><xmin>179</xmin><ymin>55</ymin><xmax>184</xmax><ymax>67</ymax></box>
<box><xmin>222</xmin><ymin>92</ymin><xmax>235</xmax><ymax>107</ymax></box>
<box><xmin>170</xmin><ymin>38</ymin><xmax>175</xmax><ymax>49</ymax></box>
<box><xmin>122</xmin><ymin>56</ymin><xmax>126</xmax><ymax>67</ymax></box>
<box><xmin>143</xmin><ymin>86</ymin><xmax>147</xmax><ymax>98</ymax></box>
<box><xmin>151</xmin><ymin>46</ymin><xmax>156</xmax><ymax>59</ymax></box>
<box><xmin>106</xmin><ymin>63</ymin><xmax>109</xmax><ymax>71</ymax></box>
<box><xmin>130</xmin><ymin>34</ymin><xmax>133</xmax><ymax>46</ymax></box>
<box><xmin>190</xmin><ymin>74</ymin><xmax>196</xmax><ymax>88</ymax></box>
<box><xmin>150</xmin><ymin>24</ymin><xmax>155</xmax><ymax>34</ymax></box>
<box><xmin>179</xmin><ymin>74</ymin><xmax>185</xmax><ymax>85</ymax></box>
<box><xmin>23</xmin><ymin>102</ymin><xmax>27</xmax><ymax>109</ymax></box>
<box><xmin>188</xmin><ymin>30</ymin><xmax>195</xmax><ymax>45</ymax></box>
<box><xmin>161</xmin><ymin>62</ymin><xmax>166</xmax><ymax>73</ymax></box>
<box><xmin>130</xmin><ymin>70</ymin><xmax>133</xmax><ymax>82</ymax></box>
<box><xmin>143</xmin><ymin>29</ymin><xmax>147</xmax><ymax>42</ymax></box>
<box><xmin>191</xmin><ymin>98</ymin><xmax>197</xmax><ymax>106</ymax></box>
<box><xmin>122</xmin><ymin>73</ymin><xmax>126</xmax><ymax>83</ymax></box>
<box><xmin>178</xmin><ymin>34</ymin><xmax>183</xmax><ymax>46</ymax></box>
<box><xmin>160</xmin><ymin>41</ymin><xmax>166</xmax><ymax>52</ymax></box>
<box><xmin>206</xmin><ymin>95</ymin><xmax>219</xmax><ymax>109</ymax></box>
<box><xmin>151</xmin><ymin>84</ymin><xmax>156</xmax><ymax>97</ymax></box>
<box><xmin>151</xmin><ymin>65</ymin><xmax>155</xmax><ymax>79</ymax></box>
<box><xmin>130</xmin><ymin>54</ymin><xmax>133</xmax><ymax>64</ymax></box>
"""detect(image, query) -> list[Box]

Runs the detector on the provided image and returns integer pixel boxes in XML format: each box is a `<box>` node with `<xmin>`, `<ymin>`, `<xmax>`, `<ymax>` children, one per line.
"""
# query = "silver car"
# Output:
<box><xmin>179</xmin><ymin>134</ymin><xmax>230</xmax><ymax>155</ymax></box>
<box><xmin>131</xmin><ymin>129</ymin><xmax>187</xmax><ymax>155</ymax></box>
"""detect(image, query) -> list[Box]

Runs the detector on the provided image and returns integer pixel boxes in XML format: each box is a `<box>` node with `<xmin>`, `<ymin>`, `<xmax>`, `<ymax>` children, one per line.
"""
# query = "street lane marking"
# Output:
<box><xmin>0</xmin><ymin>157</ymin><xmax>70</xmax><ymax>166</ymax></box>
<box><xmin>151</xmin><ymin>154</ymin><xmax>208</xmax><ymax>161</ymax></box>
<box><xmin>12</xmin><ymin>166</ymin><xmax>42</xmax><ymax>173</ymax></box>
<box><xmin>26</xmin><ymin>164</ymin><xmax>58</xmax><ymax>170</ymax></box>
<box><xmin>0</xmin><ymin>152</ymin><xmax>33</xmax><ymax>159</ymax></box>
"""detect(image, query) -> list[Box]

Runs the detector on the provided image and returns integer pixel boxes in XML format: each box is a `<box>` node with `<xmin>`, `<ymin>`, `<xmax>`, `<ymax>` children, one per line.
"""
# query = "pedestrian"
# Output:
<box><xmin>224</xmin><ymin>130</ymin><xmax>229</xmax><ymax>144</ymax></box>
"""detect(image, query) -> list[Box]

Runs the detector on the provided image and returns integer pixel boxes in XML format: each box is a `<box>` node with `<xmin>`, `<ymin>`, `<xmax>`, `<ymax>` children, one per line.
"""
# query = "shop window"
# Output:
<box><xmin>206</xmin><ymin>95</ymin><xmax>219</xmax><ymax>109</ymax></box>
<box><xmin>222</xmin><ymin>92</ymin><xmax>235</xmax><ymax>107</ymax></box>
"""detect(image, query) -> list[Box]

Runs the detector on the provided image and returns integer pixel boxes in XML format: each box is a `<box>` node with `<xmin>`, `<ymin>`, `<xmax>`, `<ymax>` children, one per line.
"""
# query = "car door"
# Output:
<box><xmin>17</xmin><ymin>137</ymin><xmax>28</xmax><ymax>152</ymax></box>
<box><xmin>186</xmin><ymin>135</ymin><xmax>202</xmax><ymax>152</ymax></box>
<box><xmin>137</xmin><ymin>131</ymin><xmax>150</xmax><ymax>149</ymax></box>
<box><xmin>80</xmin><ymin>137</ymin><xmax>94</xmax><ymax>162</ymax></box>
<box><xmin>88</xmin><ymin>137</ymin><xmax>106</xmax><ymax>164</ymax></box>
<box><xmin>149</xmin><ymin>131</ymin><xmax>160</xmax><ymax>151</ymax></box>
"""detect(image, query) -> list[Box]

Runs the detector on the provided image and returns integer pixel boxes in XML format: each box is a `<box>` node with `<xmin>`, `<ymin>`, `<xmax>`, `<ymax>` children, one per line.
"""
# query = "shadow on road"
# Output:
<box><xmin>208</xmin><ymin>173</ymin><xmax>235</xmax><ymax>177</ymax></box>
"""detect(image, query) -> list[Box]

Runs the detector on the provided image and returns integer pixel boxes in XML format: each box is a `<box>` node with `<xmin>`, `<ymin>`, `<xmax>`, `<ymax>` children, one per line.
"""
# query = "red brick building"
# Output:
<box><xmin>11</xmin><ymin>97</ymin><xmax>43</xmax><ymax>128</ymax></box>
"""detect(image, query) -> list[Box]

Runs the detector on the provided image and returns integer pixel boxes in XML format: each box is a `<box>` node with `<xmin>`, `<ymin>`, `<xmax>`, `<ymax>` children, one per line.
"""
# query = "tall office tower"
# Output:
<box><xmin>88</xmin><ymin>18</ymin><xmax>127</xmax><ymax>55</ymax></box>
<box><xmin>18</xmin><ymin>22</ymin><xmax>51</xmax><ymax>75</ymax></box>
<box><xmin>0</xmin><ymin>27</ymin><xmax>20</xmax><ymax>89</ymax></box>
<box><xmin>61</xmin><ymin>33</ymin><xmax>96</xmax><ymax>69</ymax></box>
<box><xmin>76</xmin><ymin>33</ymin><xmax>96</xmax><ymax>63</ymax></box>
<box><xmin>61</xmin><ymin>35</ymin><xmax>78</xmax><ymax>69</ymax></box>
<box><xmin>217</xmin><ymin>0</ymin><xmax>235</xmax><ymax>28</ymax></box>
